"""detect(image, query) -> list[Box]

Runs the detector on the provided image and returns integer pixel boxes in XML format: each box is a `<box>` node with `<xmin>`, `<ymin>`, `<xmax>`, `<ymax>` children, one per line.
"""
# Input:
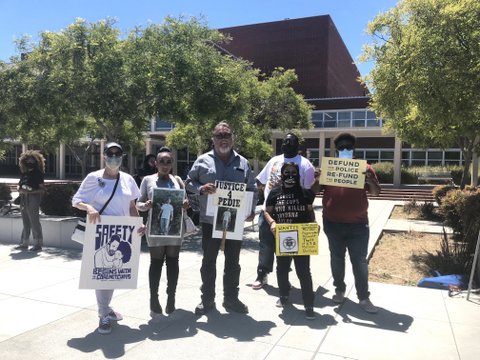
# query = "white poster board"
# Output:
<box><xmin>210</xmin><ymin>181</ymin><xmax>251</xmax><ymax>240</ymax></box>
<box><xmin>79</xmin><ymin>215</ymin><xmax>143</xmax><ymax>289</ymax></box>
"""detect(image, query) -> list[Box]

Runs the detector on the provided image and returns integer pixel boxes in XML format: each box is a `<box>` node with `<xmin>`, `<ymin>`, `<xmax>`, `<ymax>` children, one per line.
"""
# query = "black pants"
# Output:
<box><xmin>276</xmin><ymin>255</ymin><xmax>314</xmax><ymax>308</ymax></box>
<box><xmin>200</xmin><ymin>223</ymin><xmax>242</xmax><ymax>303</ymax></box>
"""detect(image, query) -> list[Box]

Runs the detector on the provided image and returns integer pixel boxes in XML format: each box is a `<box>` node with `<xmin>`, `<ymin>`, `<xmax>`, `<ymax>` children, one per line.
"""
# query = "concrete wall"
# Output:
<box><xmin>0</xmin><ymin>215</ymin><xmax>82</xmax><ymax>250</ymax></box>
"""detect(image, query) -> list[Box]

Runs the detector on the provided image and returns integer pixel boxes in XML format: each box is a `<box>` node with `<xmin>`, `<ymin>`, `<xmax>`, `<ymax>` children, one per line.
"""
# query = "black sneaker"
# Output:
<box><xmin>14</xmin><ymin>245</ymin><xmax>28</xmax><ymax>250</ymax></box>
<box><xmin>98</xmin><ymin>315</ymin><xmax>112</xmax><ymax>334</ymax></box>
<box><xmin>223</xmin><ymin>298</ymin><xmax>249</xmax><ymax>314</ymax></box>
<box><xmin>29</xmin><ymin>245</ymin><xmax>42</xmax><ymax>252</ymax></box>
<box><xmin>275</xmin><ymin>296</ymin><xmax>288</xmax><ymax>308</ymax></box>
<box><xmin>195</xmin><ymin>301</ymin><xmax>215</xmax><ymax>315</ymax></box>
<box><xmin>305</xmin><ymin>307</ymin><xmax>315</xmax><ymax>320</ymax></box>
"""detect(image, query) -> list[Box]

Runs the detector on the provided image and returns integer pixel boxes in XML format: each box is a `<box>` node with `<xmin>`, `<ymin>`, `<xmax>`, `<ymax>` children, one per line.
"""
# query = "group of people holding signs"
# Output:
<box><xmin>71</xmin><ymin>122</ymin><xmax>381</xmax><ymax>335</ymax></box>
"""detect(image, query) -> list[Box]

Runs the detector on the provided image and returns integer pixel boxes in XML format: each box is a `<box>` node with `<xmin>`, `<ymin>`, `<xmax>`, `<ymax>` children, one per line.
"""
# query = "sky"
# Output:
<box><xmin>0</xmin><ymin>0</ymin><xmax>398</xmax><ymax>77</ymax></box>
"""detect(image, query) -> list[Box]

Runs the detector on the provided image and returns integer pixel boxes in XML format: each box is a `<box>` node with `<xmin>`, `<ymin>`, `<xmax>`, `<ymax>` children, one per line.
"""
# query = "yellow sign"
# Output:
<box><xmin>275</xmin><ymin>223</ymin><xmax>319</xmax><ymax>256</ymax></box>
<box><xmin>319</xmin><ymin>157</ymin><xmax>367</xmax><ymax>189</ymax></box>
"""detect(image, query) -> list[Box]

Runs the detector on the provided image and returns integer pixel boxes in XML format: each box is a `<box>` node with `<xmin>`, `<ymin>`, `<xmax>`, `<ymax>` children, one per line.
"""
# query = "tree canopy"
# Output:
<box><xmin>0</xmin><ymin>17</ymin><xmax>312</xmax><ymax>168</ymax></box>
<box><xmin>361</xmin><ymin>0</ymin><xmax>480</xmax><ymax>187</ymax></box>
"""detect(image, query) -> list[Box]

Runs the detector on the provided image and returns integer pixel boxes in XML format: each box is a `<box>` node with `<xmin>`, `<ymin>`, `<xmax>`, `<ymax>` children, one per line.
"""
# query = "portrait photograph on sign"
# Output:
<box><xmin>79</xmin><ymin>215</ymin><xmax>143</xmax><ymax>289</ymax></box>
<box><xmin>214</xmin><ymin>206</ymin><xmax>237</xmax><ymax>233</ymax></box>
<box><xmin>148</xmin><ymin>188</ymin><xmax>185</xmax><ymax>239</ymax></box>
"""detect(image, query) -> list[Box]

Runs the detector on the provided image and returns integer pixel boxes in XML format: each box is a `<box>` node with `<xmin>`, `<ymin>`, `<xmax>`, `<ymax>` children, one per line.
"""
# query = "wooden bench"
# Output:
<box><xmin>418</xmin><ymin>172</ymin><xmax>453</xmax><ymax>184</ymax></box>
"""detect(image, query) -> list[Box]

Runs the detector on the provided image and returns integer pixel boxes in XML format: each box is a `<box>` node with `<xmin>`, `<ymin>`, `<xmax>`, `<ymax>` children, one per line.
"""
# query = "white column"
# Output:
<box><xmin>58</xmin><ymin>143</ymin><xmax>65</xmax><ymax>180</ymax></box>
<box><xmin>128</xmin><ymin>151</ymin><xmax>134</xmax><ymax>174</ymax></box>
<box><xmin>319</xmin><ymin>132</ymin><xmax>325</xmax><ymax>165</ymax></box>
<box><xmin>393</xmin><ymin>136</ymin><xmax>402</xmax><ymax>187</ymax></box>
<box><xmin>100</xmin><ymin>139</ymin><xmax>106</xmax><ymax>168</ymax></box>
<box><xmin>471</xmin><ymin>153</ymin><xmax>479</xmax><ymax>187</ymax></box>
<box><xmin>145</xmin><ymin>139</ymin><xmax>152</xmax><ymax>155</ymax></box>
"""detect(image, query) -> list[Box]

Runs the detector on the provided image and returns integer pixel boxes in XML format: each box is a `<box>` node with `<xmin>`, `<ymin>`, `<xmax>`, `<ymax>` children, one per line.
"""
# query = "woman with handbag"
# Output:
<box><xmin>72</xmin><ymin>142</ymin><xmax>144</xmax><ymax>335</ymax></box>
<box><xmin>136</xmin><ymin>146</ymin><xmax>189</xmax><ymax>318</ymax></box>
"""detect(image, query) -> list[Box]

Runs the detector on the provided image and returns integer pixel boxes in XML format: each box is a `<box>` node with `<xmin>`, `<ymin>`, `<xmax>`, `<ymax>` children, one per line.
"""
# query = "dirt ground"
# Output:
<box><xmin>369</xmin><ymin>206</ymin><xmax>446</xmax><ymax>286</ymax></box>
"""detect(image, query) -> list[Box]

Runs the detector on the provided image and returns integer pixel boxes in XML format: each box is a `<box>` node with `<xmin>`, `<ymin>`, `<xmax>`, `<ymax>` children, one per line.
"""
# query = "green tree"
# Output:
<box><xmin>2</xmin><ymin>17</ymin><xmax>312</xmax><ymax>173</ymax></box>
<box><xmin>361</xmin><ymin>0</ymin><xmax>480</xmax><ymax>188</ymax></box>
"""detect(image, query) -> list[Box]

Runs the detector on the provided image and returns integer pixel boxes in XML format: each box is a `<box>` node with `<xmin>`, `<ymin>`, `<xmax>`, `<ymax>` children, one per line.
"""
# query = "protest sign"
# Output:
<box><xmin>275</xmin><ymin>223</ymin><xmax>319</xmax><ymax>256</ymax></box>
<box><xmin>148</xmin><ymin>188</ymin><xmax>185</xmax><ymax>242</ymax></box>
<box><xmin>211</xmin><ymin>180</ymin><xmax>250</xmax><ymax>240</ymax></box>
<box><xmin>319</xmin><ymin>157</ymin><xmax>367</xmax><ymax>189</ymax></box>
<box><xmin>79</xmin><ymin>216</ymin><xmax>143</xmax><ymax>289</ymax></box>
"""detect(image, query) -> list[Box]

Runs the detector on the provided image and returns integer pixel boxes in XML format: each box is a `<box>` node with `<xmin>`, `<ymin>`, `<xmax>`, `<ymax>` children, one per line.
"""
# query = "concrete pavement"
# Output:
<box><xmin>0</xmin><ymin>199</ymin><xmax>479</xmax><ymax>360</ymax></box>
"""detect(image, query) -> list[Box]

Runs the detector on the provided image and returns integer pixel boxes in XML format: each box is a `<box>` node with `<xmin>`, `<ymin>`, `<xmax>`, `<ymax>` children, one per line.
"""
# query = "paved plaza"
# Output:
<box><xmin>0</xmin><ymin>199</ymin><xmax>479</xmax><ymax>359</ymax></box>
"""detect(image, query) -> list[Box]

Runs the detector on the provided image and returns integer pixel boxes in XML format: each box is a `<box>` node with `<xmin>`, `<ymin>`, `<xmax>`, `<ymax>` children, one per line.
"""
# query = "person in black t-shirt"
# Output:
<box><xmin>263</xmin><ymin>162</ymin><xmax>317</xmax><ymax>320</ymax></box>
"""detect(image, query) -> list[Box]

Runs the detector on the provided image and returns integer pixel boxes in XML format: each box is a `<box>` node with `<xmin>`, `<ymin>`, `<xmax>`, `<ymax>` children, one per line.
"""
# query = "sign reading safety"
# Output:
<box><xmin>319</xmin><ymin>157</ymin><xmax>367</xmax><ymax>189</ymax></box>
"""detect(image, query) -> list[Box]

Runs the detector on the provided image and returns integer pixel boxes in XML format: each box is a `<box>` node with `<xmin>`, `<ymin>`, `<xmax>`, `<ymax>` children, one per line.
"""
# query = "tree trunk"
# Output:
<box><xmin>461</xmin><ymin>149</ymin><xmax>472</xmax><ymax>189</ymax></box>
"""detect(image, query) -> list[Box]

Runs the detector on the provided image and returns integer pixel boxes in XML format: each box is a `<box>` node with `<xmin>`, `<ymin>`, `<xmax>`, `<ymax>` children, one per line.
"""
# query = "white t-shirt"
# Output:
<box><xmin>72</xmin><ymin>169</ymin><xmax>140</xmax><ymax>216</ymax></box>
<box><xmin>256</xmin><ymin>154</ymin><xmax>315</xmax><ymax>209</ymax></box>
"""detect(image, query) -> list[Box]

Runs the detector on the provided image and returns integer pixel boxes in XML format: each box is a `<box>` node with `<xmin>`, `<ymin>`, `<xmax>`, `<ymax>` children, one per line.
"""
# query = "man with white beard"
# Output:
<box><xmin>186</xmin><ymin>121</ymin><xmax>258</xmax><ymax>315</ymax></box>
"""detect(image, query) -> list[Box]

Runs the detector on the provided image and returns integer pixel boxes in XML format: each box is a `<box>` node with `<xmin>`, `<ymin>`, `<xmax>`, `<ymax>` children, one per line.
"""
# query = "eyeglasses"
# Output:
<box><xmin>337</xmin><ymin>145</ymin><xmax>354</xmax><ymax>151</ymax></box>
<box><xmin>106</xmin><ymin>151</ymin><xmax>123</xmax><ymax>157</ymax></box>
<box><xmin>157</xmin><ymin>159</ymin><xmax>172</xmax><ymax>165</ymax></box>
<box><xmin>213</xmin><ymin>132</ymin><xmax>233</xmax><ymax>140</ymax></box>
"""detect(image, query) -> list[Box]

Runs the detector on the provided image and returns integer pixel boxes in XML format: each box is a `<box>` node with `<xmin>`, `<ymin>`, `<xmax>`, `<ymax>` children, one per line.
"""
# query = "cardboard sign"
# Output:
<box><xmin>275</xmin><ymin>223</ymin><xmax>319</xmax><ymax>256</ymax></box>
<box><xmin>79</xmin><ymin>216</ymin><xmax>143</xmax><ymax>289</ymax></box>
<box><xmin>210</xmin><ymin>180</ymin><xmax>251</xmax><ymax>240</ymax></box>
<box><xmin>319</xmin><ymin>157</ymin><xmax>367</xmax><ymax>189</ymax></box>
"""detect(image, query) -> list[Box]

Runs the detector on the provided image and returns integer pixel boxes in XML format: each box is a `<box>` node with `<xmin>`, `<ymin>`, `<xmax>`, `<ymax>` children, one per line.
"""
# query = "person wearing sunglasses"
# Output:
<box><xmin>136</xmin><ymin>147</ymin><xmax>189</xmax><ymax>318</ymax></box>
<box><xmin>186</xmin><ymin>121</ymin><xmax>258</xmax><ymax>315</ymax></box>
<box><xmin>321</xmin><ymin>132</ymin><xmax>381</xmax><ymax>314</ymax></box>
<box><xmin>72</xmin><ymin>142</ymin><xmax>145</xmax><ymax>334</ymax></box>
<box><xmin>252</xmin><ymin>132</ymin><xmax>320</xmax><ymax>290</ymax></box>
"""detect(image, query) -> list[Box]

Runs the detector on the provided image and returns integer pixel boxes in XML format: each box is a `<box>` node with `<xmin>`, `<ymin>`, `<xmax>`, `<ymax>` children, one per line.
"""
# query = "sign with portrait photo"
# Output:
<box><xmin>79</xmin><ymin>216</ymin><xmax>143</xmax><ymax>289</ymax></box>
<box><xmin>210</xmin><ymin>180</ymin><xmax>251</xmax><ymax>240</ymax></box>
<box><xmin>275</xmin><ymin>223</ymin><xmax>319</xmax><ymax>256</ymax></box>
<box><xmin>148</xmin><ymin>188</ymin><xmax>185</xmax><ymax>240</ymax></box>
<box><xmin>319</xmin><ymin>157</ymin><xmax>367</xmax><ymax>189</ymax></box>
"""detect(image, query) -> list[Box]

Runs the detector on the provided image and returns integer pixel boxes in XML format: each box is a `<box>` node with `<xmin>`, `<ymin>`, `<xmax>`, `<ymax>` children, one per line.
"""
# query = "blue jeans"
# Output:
<box><xmin>257</xmin><ymin>211</ymin><xmax>275</xmax><ymax>277</ymax></box>
<box><xmin>323</xmin><ymin>219</ymin><xmax>370</xmax><ymax>301</ymax></box>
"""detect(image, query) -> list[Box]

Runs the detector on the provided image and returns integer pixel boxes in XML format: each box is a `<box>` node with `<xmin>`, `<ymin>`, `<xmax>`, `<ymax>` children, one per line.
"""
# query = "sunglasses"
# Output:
<box><xmin>337</xmin><ymin>145</ymin><xmax>354</xmax><ymax>151</ymax></box>
<box><xmin>157</xmin><ymin>159</ymin><xmax>172</xmax><ymax>165</ymax></box>
<box><xmin>213</xmin><ymin>132</ymin><xmax>233</xmax><ymax>140</ymax></box>
<box><xmin>106</xmin><ymin>151</ymin><xmax>123</xmax><ymax>157</ymax></box>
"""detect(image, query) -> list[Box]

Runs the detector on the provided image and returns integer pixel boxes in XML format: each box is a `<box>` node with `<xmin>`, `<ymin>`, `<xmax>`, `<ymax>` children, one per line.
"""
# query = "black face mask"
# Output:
<box><xmin>281</xmin><ymin>173</ymin><xmax>300</xmax><ymax>188</ymax></box>
<box><xmin>281</xmin><ymin>135</ymin><xmax>299</xmax><ymax>158</ymax></box>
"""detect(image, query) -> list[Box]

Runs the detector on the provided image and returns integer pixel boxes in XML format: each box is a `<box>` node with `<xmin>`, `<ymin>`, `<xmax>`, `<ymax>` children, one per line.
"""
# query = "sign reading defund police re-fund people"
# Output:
<box><xmin>275</xmin><ymin>223</ymin><xmax>319</xmax><ymax>256</ymax></box>
<box><xmin>319</xmin><ymin>157</ymin><xmax>367</xmax><ymax>189</ymax></box>
<box><xmin>79</xmin><ymin>216</ymin><xmax>142</xmax><ymax>289</ymax></box>
<box><xmin>211</xmin><ymin>180</ymin><xmax>248</xmax><ymax>240</ymax></box>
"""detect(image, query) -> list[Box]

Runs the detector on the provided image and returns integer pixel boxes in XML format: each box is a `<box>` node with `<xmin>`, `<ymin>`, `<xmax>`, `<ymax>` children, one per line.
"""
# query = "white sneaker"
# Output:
<box><xmin>252</xmin><ymin>275</ymin><xmax>268</xmax><ymax>290</ymax></box>
<box><xmin>359</xmin><ymin>299</ymin><xmax>378</xmax><ymax>314</ymax></box>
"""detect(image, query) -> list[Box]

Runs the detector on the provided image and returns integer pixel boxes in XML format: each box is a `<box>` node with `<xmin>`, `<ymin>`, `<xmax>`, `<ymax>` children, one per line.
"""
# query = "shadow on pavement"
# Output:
<box><xmin>334</xmin><ymin>298</ymin><xmax>414</xmax><ymax>332</ymax></box>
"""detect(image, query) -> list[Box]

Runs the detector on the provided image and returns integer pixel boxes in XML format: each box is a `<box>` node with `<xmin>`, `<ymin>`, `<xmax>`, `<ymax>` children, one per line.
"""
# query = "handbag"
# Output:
<box><xmin>71</xmin><ymin>173</ymin><xmax>120</xmax><ymax>244</ymax></box>
<box><xmin>183</xmin><ymin>214</ymin><xmax>198</xmax><ymax>237</ymax></box>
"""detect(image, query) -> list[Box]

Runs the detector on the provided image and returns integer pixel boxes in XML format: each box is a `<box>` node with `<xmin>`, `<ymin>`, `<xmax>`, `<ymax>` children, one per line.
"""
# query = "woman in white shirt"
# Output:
<box><xmin>72</xmin><ymin>142</ymin><xmax>144</xmax><ymax>335</ymax></box>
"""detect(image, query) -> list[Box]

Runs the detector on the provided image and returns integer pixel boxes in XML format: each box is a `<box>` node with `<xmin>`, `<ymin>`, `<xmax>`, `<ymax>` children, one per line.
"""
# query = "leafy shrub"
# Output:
<box><xmin>419</xmin><ymin>201</ymin><xmax>438</xmax><ymax>220</ymax></box>
<box><xmin>432</xmin><ymin>184</ymin><xmax>456</xmax><ymax>205</ymax></box>
<box><xmin>403</xmin><ymin>198</ymin><xmax>418</xmax><ymax>214</ymax></box>
<box><xmin>437</xmin><ymin>188</ymin><xmax>480</xmax><ymax>276</ymax></box>
<box><xmin>371</xmin><ymin>162</ymin><xmax>393</xmax><ymax>183</ymax></box>
<box><xmin>40</xmin><ymin>183</ymin><xmax>84</xmax><ymax>216</ymax></box>
<box><xmin>0</xmin><ymin>183</ymin><xmax>12</xmax><ymax>203</ymax></box>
